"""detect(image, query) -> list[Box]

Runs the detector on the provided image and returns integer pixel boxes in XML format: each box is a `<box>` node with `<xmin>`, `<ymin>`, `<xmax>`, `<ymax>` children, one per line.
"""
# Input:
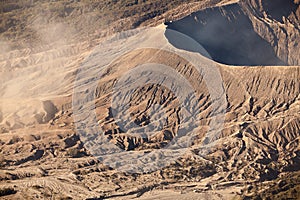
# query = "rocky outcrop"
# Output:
<box><xmin>241</xmin><ymin>0</ymin><xmax>300</xmax><ymax>65</ymax></box>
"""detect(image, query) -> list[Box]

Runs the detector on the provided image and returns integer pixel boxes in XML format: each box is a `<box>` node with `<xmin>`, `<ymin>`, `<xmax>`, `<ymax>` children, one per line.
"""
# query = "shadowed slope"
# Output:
<box><xmin>166</xmin><ymin>3</ymin><xmax>286</xmax><ymax>66</ymax></box>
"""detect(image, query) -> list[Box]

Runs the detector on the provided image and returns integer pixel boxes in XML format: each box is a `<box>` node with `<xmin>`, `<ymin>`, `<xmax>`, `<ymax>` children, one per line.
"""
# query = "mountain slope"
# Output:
<box><xmin>0</xmin><ymin>0</ymin><xmax>299</xmax><ymax>199</ymax></box>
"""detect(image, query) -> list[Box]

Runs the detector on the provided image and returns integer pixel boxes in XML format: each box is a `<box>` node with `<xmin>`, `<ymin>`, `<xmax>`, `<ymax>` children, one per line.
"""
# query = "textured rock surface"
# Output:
<box><xmin>0</xmin><ymin>0</ymin><xmax>299</xmax><ymax>199</ymax></box>
<box><xmin>241</xmin><ymin>0</ymin><xmax>300</xmax><ymax>65</ymax></box>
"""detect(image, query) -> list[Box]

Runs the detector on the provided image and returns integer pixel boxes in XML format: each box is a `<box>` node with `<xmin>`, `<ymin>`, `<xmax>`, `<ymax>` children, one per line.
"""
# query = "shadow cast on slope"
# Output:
<box><xmin>252</xmin><ymin>0</ymin><xmax>299</xmax><ymax>23</ymax></box>
<box><xmin>165</xmin><ymin>3</ymin><xmax>286</xmax><ymax>66</ymax></box>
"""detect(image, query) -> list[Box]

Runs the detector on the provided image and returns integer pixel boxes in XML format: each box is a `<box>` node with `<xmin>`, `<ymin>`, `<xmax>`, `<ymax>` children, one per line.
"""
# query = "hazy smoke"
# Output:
<box><xmin>0</xmin><ymin>13</ymin><xmax>80</xmax><ymax>128</ymax></box>
<box><xmin>0</xmin><ymin>40</ymin><xmax>11</xmax><ymax>55</ymax></box>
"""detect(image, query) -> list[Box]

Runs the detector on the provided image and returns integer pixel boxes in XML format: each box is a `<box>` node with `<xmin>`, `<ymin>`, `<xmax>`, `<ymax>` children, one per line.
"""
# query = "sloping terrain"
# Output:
<box><xmin>241</xmin><ymin>0</ymin><xmax>300</xmax><ymax>66</ymax></box>
<box><xmin>0</xmin><ymin>0</ymin><xmax>226</xmax><ymax>51</ymax></box>
<box><xmin>167</xmin><ymin>0</ymin><xmax>300</xmax><ymax>66</ymax></box>
<box><xmin>0</xmin><ymin>0</ymin><xmax>299</xmax><ymax>200</ymax></box>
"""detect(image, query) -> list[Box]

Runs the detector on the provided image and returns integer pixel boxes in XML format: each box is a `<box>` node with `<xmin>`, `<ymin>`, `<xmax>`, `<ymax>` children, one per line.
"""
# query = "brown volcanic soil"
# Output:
<box><xmin>0</xmin><ymin>0</ymin><xmax>299</xmax><ymax>199</ymax></box>
<box><xmin>0</xmin><ymin>0</ymin><xmax>226</xmax><ymax>51</ymax></box>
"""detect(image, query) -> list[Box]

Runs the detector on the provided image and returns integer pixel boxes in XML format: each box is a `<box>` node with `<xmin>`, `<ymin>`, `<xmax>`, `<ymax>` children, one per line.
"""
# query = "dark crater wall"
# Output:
<box><xmin>166</xmin><ymin>0</ymin><xmax>300</xmax><ymax>66</ymax></box>
<box><xmin>246</xmin><ymin>0</ymin><xmax>299</xmax><ymax>24</ymax></box>
<box><xmin>241</xmin><ymin>0</ymin><xmax>300</xmax><ymax>66</ymax></box>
